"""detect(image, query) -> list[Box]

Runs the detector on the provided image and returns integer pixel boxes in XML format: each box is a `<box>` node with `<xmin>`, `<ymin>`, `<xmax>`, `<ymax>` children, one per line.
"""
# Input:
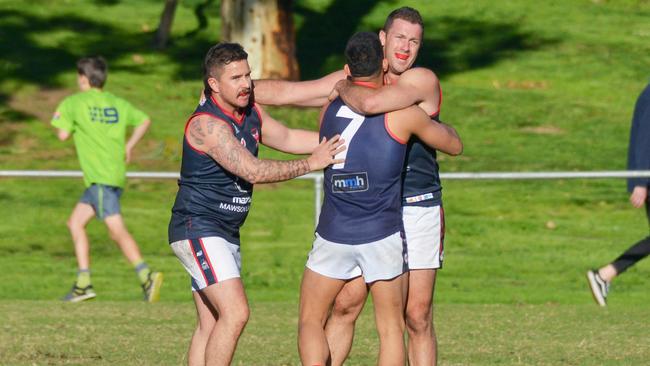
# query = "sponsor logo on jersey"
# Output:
<box><xmin>53</xmin><ymin>111</ymin><xmax>61</xmax><ymax>120</ymax></box>
<box><xmin>404</xmin><ymin>192</ymin><xmax>435</xmax><ymax>203</ymax></box>
<box><xmin>232</xmin><ymin>196</ymin><xmax>251</xmax><ymax>204</ymax></box>
<box><xmin>219</xmin><ymin>202</ymin><xmax>250</xmax><ymax>213</ymax></box>
<box><xmin>251</xmin><ymin>128</ymin><xmax>260</xmax><ymax>143</ymax></box>
<box><xmin>332</xmin><ymin>172</ymin><xmax>369</xmax><ymax>193</ymax></box>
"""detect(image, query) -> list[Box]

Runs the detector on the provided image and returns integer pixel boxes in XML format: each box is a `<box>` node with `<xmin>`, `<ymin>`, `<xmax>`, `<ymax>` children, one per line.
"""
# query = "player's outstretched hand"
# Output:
<box><xmin>307</xmin><ymin>135</ymin><xmax>346</xmax><ymax>171</ymax></box>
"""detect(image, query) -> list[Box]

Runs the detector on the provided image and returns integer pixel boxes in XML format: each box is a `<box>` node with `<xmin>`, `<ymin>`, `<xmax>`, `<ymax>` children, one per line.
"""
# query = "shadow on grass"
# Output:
<box><xmin>418</xmin><ymin>16</ymin><xmax>557</xmax><ymax>75</ymax></box>
<box><xmin>0</xmin><ymin>6</ymin><xmax>216</xmax><ymax>142</ymax></box>
<box><xmin>294</xmin><ymin>3</ymin><xmax>557</xmax><ymax>80</ymax></box>
<box><xmin>0</xmin><ymin>4</ymin><xmax>558</xmax><ymax>127</ymax></box>
<box><xmin>294</xmin><ymin>0</ymin><xmax>380</xmax><ymax>80</ymax></box>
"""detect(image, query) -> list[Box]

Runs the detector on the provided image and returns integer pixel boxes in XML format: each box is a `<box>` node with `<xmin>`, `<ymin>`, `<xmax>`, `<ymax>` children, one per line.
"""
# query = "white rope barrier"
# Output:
<box><xmin>2</xmin><ymin>170</ymin><xmax>650</xmax><ymax>224</ymax></box>
<box><xmin>3</xmin><ymin>170</ymin><xmax>650</xmax><ymax>179</ymax></box>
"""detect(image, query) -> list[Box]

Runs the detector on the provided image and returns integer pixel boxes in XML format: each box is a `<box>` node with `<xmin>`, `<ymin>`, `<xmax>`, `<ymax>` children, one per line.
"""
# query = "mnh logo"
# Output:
<box><xmin>332</xmin><ymin>172</ymin><xmax>369</xmax><ymax>193</ymax></box>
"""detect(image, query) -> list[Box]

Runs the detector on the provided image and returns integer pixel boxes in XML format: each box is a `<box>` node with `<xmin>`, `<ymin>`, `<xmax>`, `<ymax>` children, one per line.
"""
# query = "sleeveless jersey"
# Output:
<box><xmin>316</xmin><ymin>98</ymin><xmax>406</xmax><ymax>244</ymax></box>
<box><xmin>168</xmin><ymin>95</ymin><xmax>262</xmax><ymax>245</ymax></box>
<box><xmin>401</xmin><ymin>114</ymin><xmax>443</xmax><ymax>207</ymax></box>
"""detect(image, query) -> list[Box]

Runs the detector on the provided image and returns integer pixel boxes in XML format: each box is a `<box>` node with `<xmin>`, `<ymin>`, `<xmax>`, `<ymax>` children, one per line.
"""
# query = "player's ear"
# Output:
<box><xmin>207</xmin><ymin>77</ymin><xmax>220</xmax><ymax>94</ymax></box>
<box><xmin>379</xmin><ymin>30</ymin><xmax>387</xmax><ymax>47</ymax></box>
<box><xmin>343</xmin><ymin>64</ymin><xmax>352</xmax><ymax>78</ymax></box>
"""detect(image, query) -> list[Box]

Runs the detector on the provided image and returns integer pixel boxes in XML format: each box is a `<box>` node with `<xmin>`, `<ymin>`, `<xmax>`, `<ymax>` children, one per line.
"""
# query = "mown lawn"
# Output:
<box><xmin>1</xmin><ymin>0</ymin><xmax>650</xmax><ymax>364</ymax></box>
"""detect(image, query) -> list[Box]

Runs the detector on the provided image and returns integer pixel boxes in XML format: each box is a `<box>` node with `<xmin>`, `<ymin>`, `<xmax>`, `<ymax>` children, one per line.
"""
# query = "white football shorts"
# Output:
<box><xmin>403</xmin><ymin>205</ymin><xmax>445</xmax><ymax>270</ymax></box>
<box><xmin>306</xmin><ymin>231</ymin><xmax>407</xmax><ymax>283</ymax></box>
<box><xmin>170</xmin><ymin>236</ymin><xmax>241</xmax><ymax>291</ymax></box>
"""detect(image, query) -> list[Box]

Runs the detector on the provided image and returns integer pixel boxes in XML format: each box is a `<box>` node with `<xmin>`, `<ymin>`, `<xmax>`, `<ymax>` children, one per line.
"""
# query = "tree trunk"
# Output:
<box><xmin>221</xmin><ymin>0</ymin><xmax>299</xmax><ymax>80</ymax></box>
<box><xmin>153</xmin><ymin>0</ymin><xmax>179</xmax><ymax>49</ymax></box>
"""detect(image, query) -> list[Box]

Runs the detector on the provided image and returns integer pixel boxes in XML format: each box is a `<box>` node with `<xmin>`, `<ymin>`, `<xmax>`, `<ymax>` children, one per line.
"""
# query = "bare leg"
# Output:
<box><xmin>66</xmin><ymin>203</ymin><xmax>96</xmax><ymax>270</ymax></box>
<box><xmin>325</xmin><ymin>276</ymin><xmax>368</xmax><ymax>366</ymax></box>
<box><xmin>188</xmin><ymin>291</ymin><xmax>219</xmax><ymax>366</ymax></box>
<box><xmin>104</xmin><ymin>214</ymin><xmax>143</xmax><ymax>264</ymax></box>
<box><xmin>201</xmin><ymin>278</ymin><xmax>249</xmax><ymax>366</ymax></box>
<box><xmin>405</xmin><ymin>269</ymin><xmax>437</xmax><ymax>366</ymax></box>
<box><xmin>299</xmin><ymin>268</ymin><xmax>346</xmax><ymax>366</ymax></box>
<box><xmin>369</xmin><ymin>273</ymin><xmax>407</xmax><ymax>366</ymax></box>
<box><xmin>598</xmin><ymin>264</ymin><xmax>618</xmax><ymax>282</ymax></box>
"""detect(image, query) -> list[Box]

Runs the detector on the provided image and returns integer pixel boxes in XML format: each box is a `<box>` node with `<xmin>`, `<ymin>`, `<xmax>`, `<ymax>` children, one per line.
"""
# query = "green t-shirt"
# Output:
<box><xmin>51</xmin><ymin>89</ymin><xmax>149</xmax><ymax>188</ymax></box>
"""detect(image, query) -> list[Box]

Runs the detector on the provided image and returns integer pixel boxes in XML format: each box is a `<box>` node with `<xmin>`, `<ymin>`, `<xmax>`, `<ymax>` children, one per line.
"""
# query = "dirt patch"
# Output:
<box><xmin>492</xmin><ymin>80</ymin><xmax>549</xmax><ymax>90</ymax></box>
<box><xmin>8</xmin><ymin>87</ymin><xmax>73</xmax><ymax>124</ymax></box>
<box><xmin>520</xmin><ymin>125</ymin><xmax>564</xmax><ymax>135</ymax></box>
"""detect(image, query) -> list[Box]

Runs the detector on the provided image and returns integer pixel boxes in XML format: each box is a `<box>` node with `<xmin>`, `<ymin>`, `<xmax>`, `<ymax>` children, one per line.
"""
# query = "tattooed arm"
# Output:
<box><xmin>186</xmin><ymin>114</ymin><xmax>344</xmax><ymax>184</ymax></box>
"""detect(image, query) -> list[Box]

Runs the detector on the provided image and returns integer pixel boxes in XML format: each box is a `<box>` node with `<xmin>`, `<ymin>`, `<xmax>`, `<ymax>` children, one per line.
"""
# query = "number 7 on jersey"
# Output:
<box><xmin>332</xmin><ymin>106</ymin><xmax>365</xmax><ymax>170</ymax></box>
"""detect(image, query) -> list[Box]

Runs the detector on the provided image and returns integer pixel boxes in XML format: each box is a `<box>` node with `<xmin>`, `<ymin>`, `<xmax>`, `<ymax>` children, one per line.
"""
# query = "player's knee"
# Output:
<box><xmin>405</xmin><ymin>303</ymin><xmax>433</xmax><ymax>333</ymax></box>
<box><xmin>225</xmin><ymin>305</ymin><xmax>249</xmax><ymax>331</ymax></box>
<box><xmin>331</xmin><ymin>295</ymin><xmax>363</xmax><ymax>320</ymax></box>
<box><xmin>66</xmin><ymin>217</ymin><xmax>83</xmax><ymax>233</ymax></box>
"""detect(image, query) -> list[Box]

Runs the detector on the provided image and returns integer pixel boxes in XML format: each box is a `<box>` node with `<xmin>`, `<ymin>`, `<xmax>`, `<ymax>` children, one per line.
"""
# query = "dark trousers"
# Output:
<box><xmin>611</xmin><ymin>201</ymin><xmax>650</xmax><ymax>274</ymax></box>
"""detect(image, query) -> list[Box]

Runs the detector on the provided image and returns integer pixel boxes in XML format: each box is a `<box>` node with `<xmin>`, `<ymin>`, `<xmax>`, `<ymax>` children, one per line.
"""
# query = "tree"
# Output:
<box><xmin>153</xmin><ymin>0</ymin><xmax>179</xmax><ymax>49</ymax></box>
<box><xmin>221</xmin><ymin>0</ymin><xmax>299</xmax><ymax>80</ymax></box>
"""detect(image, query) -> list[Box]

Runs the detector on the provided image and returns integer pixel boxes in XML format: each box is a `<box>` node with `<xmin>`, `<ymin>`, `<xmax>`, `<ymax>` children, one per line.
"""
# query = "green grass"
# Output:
<box><xmin>2</xmin><ymin>301</ymin><xmax>649</xmax><ymax>365</ymax></box>
<box><xmin>2</xmin><ymin>0</ymin><xmax>650</xmax><ymax>364</ymax></box>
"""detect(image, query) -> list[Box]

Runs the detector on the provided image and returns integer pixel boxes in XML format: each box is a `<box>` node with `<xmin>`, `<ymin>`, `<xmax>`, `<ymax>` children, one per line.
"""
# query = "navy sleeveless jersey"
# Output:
<box><xmin>316</xmin><ymin>98</ymin><xmax>406</xmax><ymax>244</ymax></box>
<box><xmin>168</xmin><ymin>95</ymin><xmax>262</xmax><ymax>245</ymax></box>
<box><xmin>401</xmin><ymin>114</ymin><xmax>442</xmax><ymax>207</ymax></box>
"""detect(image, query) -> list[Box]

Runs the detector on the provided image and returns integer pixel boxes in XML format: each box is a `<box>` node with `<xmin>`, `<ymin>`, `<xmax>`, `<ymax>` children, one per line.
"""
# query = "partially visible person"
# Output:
<box><xmin>168</xmin><ymin>43</ymin><xmax>344</xmax><ymax>366</ymax></box>
<box><xmin>298</xmin><ymin>31</ymin><xmax>462</xmax><ymax>366</ymax></box>
<box><xmin>587</xmin><ymin>81</ymin><xmax>650</xmax><ymax>307</ymax></box>
<box><xmin>51</xmin><ymin>56</ymin><xmax>163</xmax><ymax>303</ymax></box>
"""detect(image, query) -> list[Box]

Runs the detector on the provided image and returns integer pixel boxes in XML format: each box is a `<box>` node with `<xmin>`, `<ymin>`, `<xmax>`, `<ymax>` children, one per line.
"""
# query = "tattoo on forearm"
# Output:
<box><xmin>201</xmin><ymin>116</ymin><xmax>310</xmax><ymax>183</ymax></box>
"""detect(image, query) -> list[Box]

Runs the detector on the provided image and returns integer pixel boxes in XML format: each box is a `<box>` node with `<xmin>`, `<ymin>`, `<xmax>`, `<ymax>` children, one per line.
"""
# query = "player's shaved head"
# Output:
<box><xmin>345</xmin><ymin>32</ymin><xmax>384</xmax><ymax>78</ymax></box>
<box><xmin>77</xmin><ymin>56</ymin><xmax>108</xmax><ymax>88</ymax></box>
<box><xmin>203</xmin><ymin>43</ymin><xmax>248</xmax><ymax>90</ymax></box>
<box><xmin>383</xmin><ymin>6</ymin><xmax>424</xmax><ymax>33</ymax></box>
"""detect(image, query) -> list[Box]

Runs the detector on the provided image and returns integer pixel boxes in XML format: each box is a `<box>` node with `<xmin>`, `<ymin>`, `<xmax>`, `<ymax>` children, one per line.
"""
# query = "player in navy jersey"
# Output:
<box><xmin>168</xmin><ymin>43</ymin><xmax>344</xmax><ymax>366</ymax></box>
<box><xmin>255</xmin><ymin>7</ymin><xmax>453</xmax><ymax>366</ymax></box>
<box><xmin>298</xmin><ymin>32</ymin><xmax>462</xmax><ymax>366</ymax></box>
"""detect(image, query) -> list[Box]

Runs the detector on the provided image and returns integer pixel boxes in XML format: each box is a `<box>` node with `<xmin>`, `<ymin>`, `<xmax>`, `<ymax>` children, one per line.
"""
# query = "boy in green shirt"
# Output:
<box><xmin>51</xmin><ymin>56</ymin><xmax>163</xmax><ymax>303</ymax></box>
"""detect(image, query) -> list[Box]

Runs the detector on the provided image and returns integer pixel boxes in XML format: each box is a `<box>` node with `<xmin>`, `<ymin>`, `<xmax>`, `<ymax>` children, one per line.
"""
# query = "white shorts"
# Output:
<box><xmin>403</xmin><ymin>205</ymin><xmax>445</xmax><ymax>270</ymax></box>
<box><xmin>306</xmin><ymin>232</ymin><xmax>407</xmax><ymax>283</ymax></box>
<box><xmin>170</xmin><ymin>236</ymin><xmax>241</xmax><ymax>291</ymax></box>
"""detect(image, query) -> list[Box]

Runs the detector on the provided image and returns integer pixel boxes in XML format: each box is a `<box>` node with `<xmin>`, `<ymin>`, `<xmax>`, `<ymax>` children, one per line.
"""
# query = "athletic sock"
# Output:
<box><xmin>76</xmin><ymin>269</ymin><xmax>91</xmax><ymax>288</ymax></box>
<box><xmin>134</xmin><ymin>260</ymin><xmax>152</xmax><ymax>285</ymax></box>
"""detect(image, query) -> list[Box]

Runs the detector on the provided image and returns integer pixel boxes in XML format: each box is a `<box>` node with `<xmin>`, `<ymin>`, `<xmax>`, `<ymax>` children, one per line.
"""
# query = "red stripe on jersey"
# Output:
<box><xmin>190</xmin><ymin>240</ymin><xmax>209</xmax><ymax>285</ymax></box>
<box><xmin>439</xmin><ymin>206</ymin><xmax>445</xmax><ymax>254</ymax></box>
<box><xmin>352</xmin><ymin>80</ymin><xmax>380</xmax><ymax>89</ymax></box>
<box><xmin>199</xmin><ymin>238</ymin><xmax>218</xmax><ymax>283</ymax></box>
<box><xmin>211</xmin><ymin>95</ymin><xmax>245</xmax><ymax>125</ymax></box>
<box><xmin>384</xmin><ymin>113</ymin><xmax>407</xmax><ymax>144</ymax></box>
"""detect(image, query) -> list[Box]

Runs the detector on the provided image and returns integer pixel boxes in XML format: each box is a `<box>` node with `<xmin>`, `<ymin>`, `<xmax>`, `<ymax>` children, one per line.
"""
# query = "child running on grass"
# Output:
<box><xmin>51</xmin><ymin>56</ymin><xmax>163</xmax><ymax>303</ymax></box>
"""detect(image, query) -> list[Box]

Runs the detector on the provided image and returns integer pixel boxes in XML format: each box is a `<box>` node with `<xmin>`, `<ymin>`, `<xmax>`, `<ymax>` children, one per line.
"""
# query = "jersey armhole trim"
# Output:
<box><xmin>384</xmin><ymin>113</ymin><xmax>407</xmax><ymax>145</ymax></box>
<box><xmin>185</xmin><ymin>112</ymin><xmax>234</xmax><ymax>155</ymax></box>
<box><xmin>252</xmin><ymin>103</ymin><xmax>264</xmax><ymax>143</ymax></box>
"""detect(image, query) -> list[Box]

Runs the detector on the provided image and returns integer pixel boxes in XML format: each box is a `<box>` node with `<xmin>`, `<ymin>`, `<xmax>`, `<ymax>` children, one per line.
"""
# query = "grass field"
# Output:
<box><xmin>1</xmin><ymin>0</ymin><xmax>650</xmax><ymax>365</ymax></box>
